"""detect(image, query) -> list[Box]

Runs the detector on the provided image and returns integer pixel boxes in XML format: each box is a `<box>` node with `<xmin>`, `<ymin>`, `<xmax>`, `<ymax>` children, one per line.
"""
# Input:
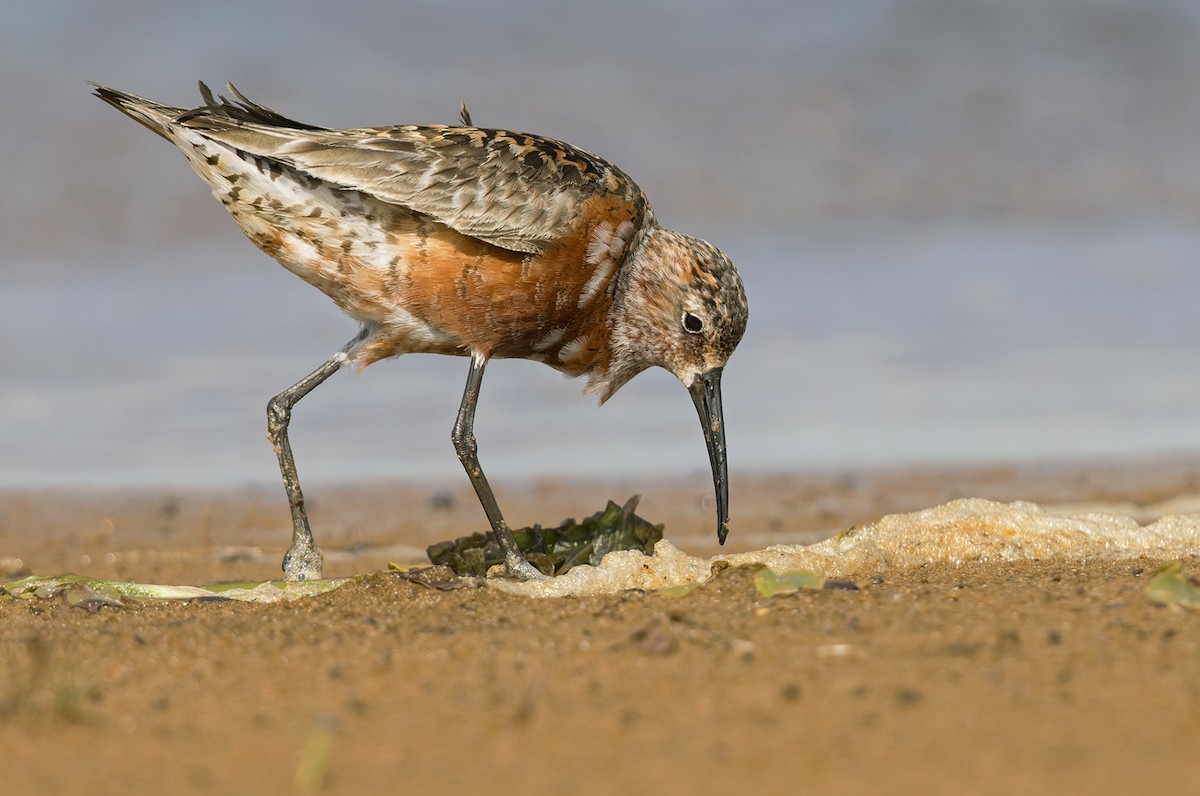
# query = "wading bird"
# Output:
<box><xmin>93</xmin><ymin>82</ymin><xmax>747</xmax><ymax>581</ymax></box>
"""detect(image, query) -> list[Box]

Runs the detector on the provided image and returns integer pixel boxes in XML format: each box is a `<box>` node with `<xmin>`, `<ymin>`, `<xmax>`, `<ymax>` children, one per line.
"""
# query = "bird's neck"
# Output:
<box><xmin>582</xmin><ymin>225</ymin><xmax>666</xmax><ymax>403</ymax></box>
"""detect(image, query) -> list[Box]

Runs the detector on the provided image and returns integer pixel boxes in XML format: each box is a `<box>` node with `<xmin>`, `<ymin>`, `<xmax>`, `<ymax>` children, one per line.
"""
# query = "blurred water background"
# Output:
<box><xmin>4</xmin><ymin>0</ymin><xmax>1200</xmax><ymax>488</ymax></box>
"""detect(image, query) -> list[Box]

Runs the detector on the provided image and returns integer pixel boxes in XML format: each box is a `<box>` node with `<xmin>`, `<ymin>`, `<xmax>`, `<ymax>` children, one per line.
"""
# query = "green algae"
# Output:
<box><xmin>427</xmin><ymin>495</ymin><xmax>663</xmax><ymax>576</ymax></box>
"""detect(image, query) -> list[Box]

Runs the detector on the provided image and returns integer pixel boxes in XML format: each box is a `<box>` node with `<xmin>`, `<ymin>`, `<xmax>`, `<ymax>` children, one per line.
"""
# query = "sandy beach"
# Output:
<box><xmin>3</xmin><ymin>460</ymin><xmax>1199</xmax><ymax>794</ymax></box>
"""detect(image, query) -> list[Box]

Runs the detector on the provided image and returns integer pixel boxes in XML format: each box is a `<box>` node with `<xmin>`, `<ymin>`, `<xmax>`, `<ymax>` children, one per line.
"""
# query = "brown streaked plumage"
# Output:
<box><xmin>92</xmin><ymin>81</ymin><xmax>748</xmax><ymax>581</ymax></box>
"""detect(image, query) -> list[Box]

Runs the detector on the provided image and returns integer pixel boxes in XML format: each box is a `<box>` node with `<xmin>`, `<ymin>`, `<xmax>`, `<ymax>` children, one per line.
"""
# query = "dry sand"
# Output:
<box><xmin>2</xmin><ymin>460</ymin><xmax>1199</xmax><ymax>794</ymax></box>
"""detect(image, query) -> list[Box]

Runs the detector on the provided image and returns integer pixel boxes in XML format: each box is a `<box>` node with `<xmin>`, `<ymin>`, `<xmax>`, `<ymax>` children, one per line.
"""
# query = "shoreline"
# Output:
<box><xmin>4</xmin><ymin>455</ymin><xmax>1200</xmax><ymax>584</ymax></box>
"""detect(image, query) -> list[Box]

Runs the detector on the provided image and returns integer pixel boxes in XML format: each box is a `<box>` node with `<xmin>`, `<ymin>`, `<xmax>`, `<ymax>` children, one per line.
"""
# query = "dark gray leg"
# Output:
<box><xmin>270</xmin><ymin>330</ymin><xmax>367</xmax><ymax>581</ymax></box>
<box><xmin>452</xmin><ymin>353</ymin><xmax>546</xmax><ymax>580</ymax></box>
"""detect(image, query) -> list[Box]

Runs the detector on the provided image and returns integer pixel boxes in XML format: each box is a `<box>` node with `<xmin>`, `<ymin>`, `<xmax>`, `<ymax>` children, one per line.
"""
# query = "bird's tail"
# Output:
<box><xmin>92</xmin><ymin>81</ymin><xmax>323</xmax><ymax>140</ymax></box>
<box><xmin>90</xmin><ymin>83</ymin><xmax>185</xmax><ymax>141</ymax></box>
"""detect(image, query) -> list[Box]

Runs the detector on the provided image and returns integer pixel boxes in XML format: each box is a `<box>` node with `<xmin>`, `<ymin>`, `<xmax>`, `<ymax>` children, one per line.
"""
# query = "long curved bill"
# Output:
<box><xmin>688</xmin><ymin>368</ymin><xmax>730</xmax><ymax>544</ymax></box>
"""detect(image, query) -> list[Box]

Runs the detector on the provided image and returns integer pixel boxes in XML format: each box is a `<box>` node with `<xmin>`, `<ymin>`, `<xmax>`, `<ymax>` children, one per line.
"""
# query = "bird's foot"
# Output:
<box><xmin>505</xmin><ymin>554</ymin><xmax>548</xmax><ymax>581</ymax></box>
<box><xmin>283</xmin><ymin>542</ymin><xmax>324</xmax><ymax>582</ymax></box>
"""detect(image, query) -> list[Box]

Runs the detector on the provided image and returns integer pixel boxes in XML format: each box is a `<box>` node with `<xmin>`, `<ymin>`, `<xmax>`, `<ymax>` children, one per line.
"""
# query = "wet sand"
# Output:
<box><xmin>2</xmin><ymin>460</ymin><xmax>1199</xmax><ymax>793</ymax></box>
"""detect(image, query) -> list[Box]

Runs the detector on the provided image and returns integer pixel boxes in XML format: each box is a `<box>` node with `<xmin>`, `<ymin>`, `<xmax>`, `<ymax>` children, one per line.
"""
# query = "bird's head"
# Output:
<box><xmin>592</xmin><ymin>225</ymin><xmax>748</xmax><ymax>544</ymax></box>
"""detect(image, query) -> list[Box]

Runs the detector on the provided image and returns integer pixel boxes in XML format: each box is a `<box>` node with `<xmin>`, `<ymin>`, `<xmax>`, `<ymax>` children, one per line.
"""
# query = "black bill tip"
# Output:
<box><xmin>687</xmin><ymin>368</ymin><xmax>729</xmax><ymax>546</ymax></box>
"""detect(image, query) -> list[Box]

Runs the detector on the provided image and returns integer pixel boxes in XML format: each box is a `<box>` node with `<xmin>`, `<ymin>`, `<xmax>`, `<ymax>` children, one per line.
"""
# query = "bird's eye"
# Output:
<box><xmin>682</xmin><ymin>312</ymin><xmax>704</xmax><ymax>334</ymax></box>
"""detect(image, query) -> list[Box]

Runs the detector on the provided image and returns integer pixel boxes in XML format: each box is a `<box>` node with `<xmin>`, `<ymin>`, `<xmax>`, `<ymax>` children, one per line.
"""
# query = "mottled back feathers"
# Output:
<box><xmin>159</xmin><ymin>82</ymin><xmax>650</xmax><ymax>255</ymax></box>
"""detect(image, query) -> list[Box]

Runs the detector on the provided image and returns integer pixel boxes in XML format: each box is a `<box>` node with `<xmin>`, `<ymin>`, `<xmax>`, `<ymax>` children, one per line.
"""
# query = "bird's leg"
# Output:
<box><xmin>452</xmin><ymin>354</ymin><xmax>546</xmax><ymax>580</ymax></box>
<box><xmin>269</xmin><ymin>329</ymin><xmax>367</xmax><ymax>581</ymax></box>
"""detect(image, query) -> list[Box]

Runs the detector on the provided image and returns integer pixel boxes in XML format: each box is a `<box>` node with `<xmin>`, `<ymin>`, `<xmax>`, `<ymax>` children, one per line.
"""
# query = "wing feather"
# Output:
<box><xmin>177</xmin><ymin>83</ymin><xmax>649</xmax><ymax>254</ymax></box>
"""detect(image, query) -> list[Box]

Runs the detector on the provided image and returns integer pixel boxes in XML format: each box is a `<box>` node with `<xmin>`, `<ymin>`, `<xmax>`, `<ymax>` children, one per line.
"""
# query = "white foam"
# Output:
<box><xmin>490</xmin><ymin>498</ymin><xmax>1200</xmax><ymax>598</ymax></box>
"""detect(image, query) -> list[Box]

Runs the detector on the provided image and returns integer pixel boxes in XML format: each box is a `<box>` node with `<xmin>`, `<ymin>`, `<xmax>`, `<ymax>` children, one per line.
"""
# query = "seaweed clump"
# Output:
<box><xmin>427</xmin><ymin>495</ymin><xmax>663</xmax><ymax>577</ymax></box>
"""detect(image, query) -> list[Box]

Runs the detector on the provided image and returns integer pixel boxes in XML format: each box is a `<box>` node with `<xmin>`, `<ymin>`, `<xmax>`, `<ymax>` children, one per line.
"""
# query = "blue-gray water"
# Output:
<box><xmin>4</xmin><ymin>1</ymin><xmax>1200</xmax><ymax>487</ymax></box>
